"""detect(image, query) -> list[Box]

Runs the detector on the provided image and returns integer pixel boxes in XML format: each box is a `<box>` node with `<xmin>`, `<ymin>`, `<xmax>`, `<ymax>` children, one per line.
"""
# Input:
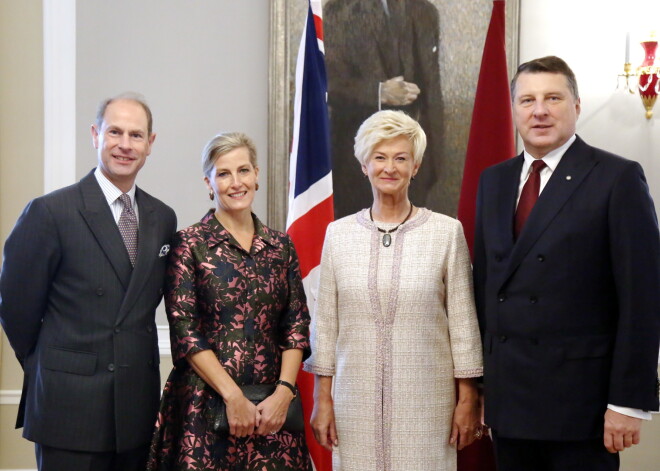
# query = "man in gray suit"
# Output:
<box><xmin>0</xmin><ymin>94</ymin><xmax>177</xmax><ymax>471</ymax></box>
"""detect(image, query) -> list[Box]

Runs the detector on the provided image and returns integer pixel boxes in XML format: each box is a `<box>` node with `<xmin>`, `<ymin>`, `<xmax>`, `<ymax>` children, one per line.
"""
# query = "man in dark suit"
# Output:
<box><xmin>324</xmin><ymin>0</ymin><xmax>443</xmax><ymax>217</ymax></box>
<box><xmin>473</xmin><ymin>56</ymin><xmax>660</xmax><ymax>470</ymax></box>
<box><xmin>0</xmin><ymin>94</ymin><xmax>177</xmax><ymax>471</ymax></box>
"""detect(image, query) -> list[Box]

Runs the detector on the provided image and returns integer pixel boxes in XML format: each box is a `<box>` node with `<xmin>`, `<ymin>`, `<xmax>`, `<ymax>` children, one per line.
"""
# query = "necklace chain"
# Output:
<box><xmin>369</xmin><ymin>204</ymin><xmax>414</xmax><ymax>247</ymax></box>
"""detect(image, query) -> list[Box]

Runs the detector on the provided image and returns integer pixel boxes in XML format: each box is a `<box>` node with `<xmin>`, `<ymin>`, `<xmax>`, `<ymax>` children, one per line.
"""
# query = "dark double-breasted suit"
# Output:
<box><xmin>0</xmin><ymin>170</ymin><xmax>177</xmax><ymax>452</ymax></box>
<box><xmin>473</xmin><ymin>136</ymin><xmax>660</xmax><ymax>441</ymax></box>
<box><xmin>324</xmin><ymin>0</ymin><xmax>443</xmax><ymax>217</ymax></box>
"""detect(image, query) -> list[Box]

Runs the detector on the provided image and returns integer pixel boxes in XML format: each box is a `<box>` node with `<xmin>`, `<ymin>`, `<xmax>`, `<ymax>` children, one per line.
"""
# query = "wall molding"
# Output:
<box><xmin>0</xmin><ymin>389</ymin><xmax>21</xmax><ymax>405</ymax></box>
<box><xmin>43</xmin><ymin>0</ymin><xmax>76</xmax><ymax>193</ymax></box>
<box><xmin>157</xmin><ymin>324</ymin><xmax>171</xmax><ymax>357</ymax></box>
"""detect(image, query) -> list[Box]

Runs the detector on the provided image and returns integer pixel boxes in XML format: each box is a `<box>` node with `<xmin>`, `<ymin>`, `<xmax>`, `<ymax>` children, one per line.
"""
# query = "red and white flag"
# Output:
<box><xmin>457</xmin><ymin>2</ymin><xmax>514</xmax><ymax>470</ymax></box>
<box><xmin>286</xmin><ymin>1</ymin><xmax>333</xmax><ymax>470</ymax></box>
<box><xmin>457</xmin><ymin>0</ymin><xmax>515</xmax><ymax>257</ymax></box>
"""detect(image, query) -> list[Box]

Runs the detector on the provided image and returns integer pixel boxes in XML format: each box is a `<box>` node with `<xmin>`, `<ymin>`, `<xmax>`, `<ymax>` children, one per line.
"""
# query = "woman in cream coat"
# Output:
<box><xmin>304</xmin><ymin>110</ymin><xmax>483</xmax><ymax>471</ymax></box>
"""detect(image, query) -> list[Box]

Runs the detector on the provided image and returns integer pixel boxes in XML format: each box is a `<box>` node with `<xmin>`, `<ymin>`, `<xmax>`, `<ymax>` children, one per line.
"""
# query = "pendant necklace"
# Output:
<box><xmin>369</xmin><ymin>203</ymin><xmax>414</xmax><ymax>247</ymax></box>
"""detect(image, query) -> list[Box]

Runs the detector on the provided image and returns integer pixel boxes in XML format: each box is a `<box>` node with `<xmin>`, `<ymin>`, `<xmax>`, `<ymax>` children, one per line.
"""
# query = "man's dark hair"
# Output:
<box><xmin>510</xmin><ymin>56</ymin><xmax>579</xmax><ymax>101</ymax></box>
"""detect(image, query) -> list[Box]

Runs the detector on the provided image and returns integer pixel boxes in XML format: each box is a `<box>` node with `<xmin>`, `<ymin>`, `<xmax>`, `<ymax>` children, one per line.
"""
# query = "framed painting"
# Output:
<box><xmin>268</xmin><ymin>0</ymin><xmax>520</xmax><ymax>229</ymax></box>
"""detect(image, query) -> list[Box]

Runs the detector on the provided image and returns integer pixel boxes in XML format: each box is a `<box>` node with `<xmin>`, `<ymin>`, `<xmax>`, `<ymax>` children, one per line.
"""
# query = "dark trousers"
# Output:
<box><xmin>492</xmin><ymin>431</ymin><xmax>619</xmax><ymax>471</ymax></box>
<box><xmin>35</xmin><ymin>443</ymin><xmax>149</xmax><ymax>471</ymax></box>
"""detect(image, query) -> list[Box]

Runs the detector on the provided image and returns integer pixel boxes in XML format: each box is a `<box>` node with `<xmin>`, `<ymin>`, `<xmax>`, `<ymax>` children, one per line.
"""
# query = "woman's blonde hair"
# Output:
<box><xmin>353</xmin><ymin>110</ymin><xmax>426</xmax><ymax>166</ymax></box>
<box><xmin>201</xmin><ymin>132</ymin><xmax>258</xmax><ymax>177</ymax></box>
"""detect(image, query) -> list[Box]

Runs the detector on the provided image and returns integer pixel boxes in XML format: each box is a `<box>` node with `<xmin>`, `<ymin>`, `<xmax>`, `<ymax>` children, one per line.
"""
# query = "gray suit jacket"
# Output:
<box><xmin>0</xmin><ymin>170</ymin><xmax>176</xmax><ymax>452</ymax></box>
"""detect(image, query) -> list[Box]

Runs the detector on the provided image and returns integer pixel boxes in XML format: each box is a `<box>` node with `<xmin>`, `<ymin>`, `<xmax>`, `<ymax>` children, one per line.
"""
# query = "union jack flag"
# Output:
<box><xmin>285</xmin><ymin>1</ymin><xmax>333</xmax><ymax>470</ymax></box>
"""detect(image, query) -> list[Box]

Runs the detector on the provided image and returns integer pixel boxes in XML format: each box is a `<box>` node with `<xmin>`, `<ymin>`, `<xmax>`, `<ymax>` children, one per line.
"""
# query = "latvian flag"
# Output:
<box><xmin>285</xmin><ymin>1</ymin><xmax>333</xmax><ymax>470</ymax></box>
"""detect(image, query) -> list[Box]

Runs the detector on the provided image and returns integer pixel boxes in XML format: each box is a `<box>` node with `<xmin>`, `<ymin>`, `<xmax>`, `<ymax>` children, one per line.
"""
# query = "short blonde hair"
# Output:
<box><xmin>353</xmin><ymin>110</ymin><xmax>427</xmax><ymax>166</ymax></box>
<box><xmin>202</xmin><ymin>132</ymin><xmax>258</xmax><ymax>177</ymax></box>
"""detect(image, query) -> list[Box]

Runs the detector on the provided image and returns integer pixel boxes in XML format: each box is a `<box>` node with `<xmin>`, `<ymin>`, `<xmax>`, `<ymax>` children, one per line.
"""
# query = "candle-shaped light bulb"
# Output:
<box><xmin>625</xmin><ymin>32</ymin><xmax>630</xmax><ymax>64</ymax></box>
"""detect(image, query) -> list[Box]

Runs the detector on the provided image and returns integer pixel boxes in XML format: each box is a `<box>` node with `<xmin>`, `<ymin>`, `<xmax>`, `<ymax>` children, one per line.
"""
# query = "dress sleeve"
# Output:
<box><xmin>164</xmin><ymin>231</ymin><xmax>212</xmax><ymax>363</ymax></box>
<box><xmin>278</xmin><ymin>236</ymin><xmax>312</xmax><ymax>360</ymax></box>
<box><xmin>303</xmin><ymin>223</ymin><xmax>338</xmax><ymax>376</ymax></box>
<box><xmin>444</xmin><ymin>219</ymin><xmax>484</xmax><ymax>378</ymax></box>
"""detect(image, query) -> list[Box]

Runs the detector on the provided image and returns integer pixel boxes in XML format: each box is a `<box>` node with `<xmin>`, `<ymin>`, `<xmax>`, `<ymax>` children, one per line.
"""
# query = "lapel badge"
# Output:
<box><xmin>159</xmin><ymin>244</ymin><xmax>170</xmax><ymax>258</ymax></box>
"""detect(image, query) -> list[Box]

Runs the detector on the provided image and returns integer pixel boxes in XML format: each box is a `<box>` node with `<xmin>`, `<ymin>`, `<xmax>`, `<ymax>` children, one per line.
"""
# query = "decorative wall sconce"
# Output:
<box><xmin>618</xmin><ymin>32</ymin><xmax>660</xmax><ymax>119</ymax></box>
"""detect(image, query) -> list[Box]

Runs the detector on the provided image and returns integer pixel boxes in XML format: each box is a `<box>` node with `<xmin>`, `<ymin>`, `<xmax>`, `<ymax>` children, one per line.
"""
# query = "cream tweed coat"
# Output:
<box><xmin>304</xmin><ymin>208</ymin><xmax>483</xmax><ymax>471</ymax></box>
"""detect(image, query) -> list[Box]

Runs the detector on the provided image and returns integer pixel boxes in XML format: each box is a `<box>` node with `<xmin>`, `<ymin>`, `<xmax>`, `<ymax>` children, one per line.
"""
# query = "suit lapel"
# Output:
<box><xmin>494</xmin><ymin>154</ymin><xmax>524</xmax><ymax>254</ymax></box>
<box><xmin>116</xmin><ymin>188</ymin><xmax>159</xmax><ymax>323</ymax></box>
<box><xmin>78</xmin><ymin>172</ymin><xmax>132</xmax><ymax>289</ymax></box>
<box><xmin>503</xmin><ymin>137</ymin><xmax>598</xmax><ymax>282</ymax></box>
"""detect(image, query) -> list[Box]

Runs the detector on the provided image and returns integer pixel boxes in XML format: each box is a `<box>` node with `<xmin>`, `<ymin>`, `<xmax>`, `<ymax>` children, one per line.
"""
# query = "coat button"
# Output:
<box><xmin>114</xmin><ymin>327</ymin><xmax>121</xmax><ymax>334</ymax></box>
<box><xmin>499</xmin><ymin>335</ymin><xmax>507</xmax><ymax>342</ymax></box>
<box><xmin>498</xmin><ymin>293</ymin><xmax>506</xmax><ymax>303</ymax></box>
<box><xmin>107</xmin><ymin>363</ymin><xmax>115</xmax><ymax>372</ymax></box>
<box><xmin>530</xmin><ymin>296</ymin><xmax>538</xmax><ymax>304</ymax></box>
<box><xmin>96</xmin><ymin>288</ymin><xmax>104</xmax><ymax>296</ymax></box>
<box><xmin>158</xmin><ymin>288</ymin><xmax>164</xmax><ymax>296</ymax></box>
<box><xmin>146</xmin><ymin>325</ymin><xmax>153</xmax><ymax>333</ymax></box>
<box><xmin>148</xmin><ymin>359</ymin><xmax>154</xmax><ymax>366</ymax></box>
<box><xmin>537</xmin><ymin>255</ymin><xmax>545</xmax><ymax>262</ymax></box>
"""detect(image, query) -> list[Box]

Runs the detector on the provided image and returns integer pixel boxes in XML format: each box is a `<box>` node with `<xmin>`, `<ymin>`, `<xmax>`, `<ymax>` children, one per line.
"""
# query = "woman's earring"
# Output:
<box><xmin>255</xmin><ymin>182</ymin><xmax>260</xmax><ymax>191</ymax></box>
<box><xmin>209</xmin><ymin>192</ymin><xmax>215</xmax><ymax>201</ymax></box>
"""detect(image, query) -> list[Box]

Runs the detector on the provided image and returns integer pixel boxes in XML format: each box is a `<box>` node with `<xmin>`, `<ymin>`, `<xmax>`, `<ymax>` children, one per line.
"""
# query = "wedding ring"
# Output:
<box><xmin>474</xmin><ymin>428</ymin><xmax>483</xmax><ymax>439</ymax></box>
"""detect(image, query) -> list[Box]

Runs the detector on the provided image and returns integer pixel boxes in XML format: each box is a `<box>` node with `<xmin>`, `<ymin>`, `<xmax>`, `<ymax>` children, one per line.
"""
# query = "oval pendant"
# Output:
<box><xmin>382</xmin><ymin>233</ymin><xmax>392</xmax><ymax>247</ymax></box>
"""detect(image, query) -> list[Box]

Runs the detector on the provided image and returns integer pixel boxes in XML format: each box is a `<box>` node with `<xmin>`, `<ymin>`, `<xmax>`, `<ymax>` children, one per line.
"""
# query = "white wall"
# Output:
<box><xmin>75</xmin><ymin>1</ymin><xmax>270</xmax><ymax>231</ymax></box>
<box><xmin>519</xmin><ymin>0</ymin><xmax>660</xmax><ymax>213</ymax></box>
<box><xmin>519</xmin><ymin>2</ymin><xmax>660</xmax><ymax>467</ymax></box>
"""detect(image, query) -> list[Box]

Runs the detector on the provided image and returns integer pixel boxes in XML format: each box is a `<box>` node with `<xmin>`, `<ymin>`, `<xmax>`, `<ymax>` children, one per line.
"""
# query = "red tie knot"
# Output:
<box><xmin>530</xmin><ymin>159</ymin><xmax>546</xmax><ymax>173</ymax></box>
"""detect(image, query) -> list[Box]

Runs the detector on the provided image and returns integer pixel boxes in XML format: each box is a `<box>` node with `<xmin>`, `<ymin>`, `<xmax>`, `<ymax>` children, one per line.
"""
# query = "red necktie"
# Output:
<box><xmin>514</xmin><ymin>160</ymin><xmax>546</xmax><ymax>239</ymax></box>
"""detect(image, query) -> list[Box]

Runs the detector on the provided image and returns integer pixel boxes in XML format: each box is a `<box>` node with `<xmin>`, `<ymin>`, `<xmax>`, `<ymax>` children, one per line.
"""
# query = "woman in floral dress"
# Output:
<box><xmin>148</xmin><ymin>132</ymin><xmax>312</xmax><ymax>471</ymax></box>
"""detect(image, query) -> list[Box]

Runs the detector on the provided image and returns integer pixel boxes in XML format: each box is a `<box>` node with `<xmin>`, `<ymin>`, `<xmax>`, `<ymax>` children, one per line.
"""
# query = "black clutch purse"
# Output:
<box><xmin>206</xmin><ymin>383</ymin><xmax>304</xmax><ymax>434</ymax></box>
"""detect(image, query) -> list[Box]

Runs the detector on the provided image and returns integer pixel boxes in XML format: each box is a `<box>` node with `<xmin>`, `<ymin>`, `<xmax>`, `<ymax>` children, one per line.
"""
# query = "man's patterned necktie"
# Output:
<box><xmin>118</xmin><ymin>193</ymin><xmax>138</xmax><ymax>266</ymax></box>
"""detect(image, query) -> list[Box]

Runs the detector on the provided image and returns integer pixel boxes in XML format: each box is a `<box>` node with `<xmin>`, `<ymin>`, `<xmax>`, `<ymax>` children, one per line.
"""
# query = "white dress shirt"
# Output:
<box><xmin>94</xmin><ymin>167</ymin><xmax>139</xmax><ymax>224</ymax></box>
<box><xmin>516</xmin><ymin>135</ymin><xmax>575</xmax><ymax>205</ymax></box>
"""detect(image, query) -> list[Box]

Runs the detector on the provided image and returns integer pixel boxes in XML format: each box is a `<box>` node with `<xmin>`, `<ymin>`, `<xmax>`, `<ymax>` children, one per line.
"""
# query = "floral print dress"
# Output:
<box><xmin>148</xmin><ymin>211</ymin><xmax>312</xmax><ymax>471</ymax></box>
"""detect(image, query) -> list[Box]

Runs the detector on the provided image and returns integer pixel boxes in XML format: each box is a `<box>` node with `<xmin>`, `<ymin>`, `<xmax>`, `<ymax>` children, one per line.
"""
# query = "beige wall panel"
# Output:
<box><xmin>0</xmin><ymin>0</ymin><xmax>44</xmax><ymax>467</ymax></box>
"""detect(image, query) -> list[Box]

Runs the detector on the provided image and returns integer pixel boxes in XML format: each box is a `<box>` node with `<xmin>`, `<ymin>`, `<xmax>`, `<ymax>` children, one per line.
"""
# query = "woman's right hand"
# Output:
<box><xmin>311</xmin><ymin>395</ymin><xmax>338</xmax><ymax>451</ymax></box>
<box><xmin>224</xmin><ymin>390</ymin><xmax>259</xmax><ymax>437</ymax></box>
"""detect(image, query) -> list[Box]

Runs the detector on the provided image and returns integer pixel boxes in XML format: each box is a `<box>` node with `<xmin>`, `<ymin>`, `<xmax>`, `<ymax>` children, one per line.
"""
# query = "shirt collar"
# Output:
<box><xmin>200</xmin><ymin>209</ymin><xmax>276</xmax><ymax>253</ymax></box>
<box><xmin>94</xmin><ymin>167</ymin><xmax>137</xmax><ymax>206</ymax></box>
<box><xmin>522</xmin><ymin>134</ymin><xmax>576</xmax><ymax>174</ymax></box>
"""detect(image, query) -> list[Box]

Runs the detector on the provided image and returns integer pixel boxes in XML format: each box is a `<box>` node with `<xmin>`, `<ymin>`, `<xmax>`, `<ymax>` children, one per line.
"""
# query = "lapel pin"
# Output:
<box><xmin>565</xmin><ymin>175</ymin><xmax>572</xmax><ymax>181</ymax></box>
<box><xmin>159</xmin><ymin>244</ymin><xmax>170</xmax><ymax>257</ymax></box>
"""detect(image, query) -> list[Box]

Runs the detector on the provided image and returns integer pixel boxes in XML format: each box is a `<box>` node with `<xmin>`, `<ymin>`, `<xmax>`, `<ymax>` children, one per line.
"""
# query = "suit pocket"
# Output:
<box><xmin>562</xmin><ymin>335</ymin><xmax>613</xmax><ymax>361</ymax></box>
<box><xmin>42</xmin><ymin>346</ymin><xmax>97</xmax><ymax>376</ymax></box>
